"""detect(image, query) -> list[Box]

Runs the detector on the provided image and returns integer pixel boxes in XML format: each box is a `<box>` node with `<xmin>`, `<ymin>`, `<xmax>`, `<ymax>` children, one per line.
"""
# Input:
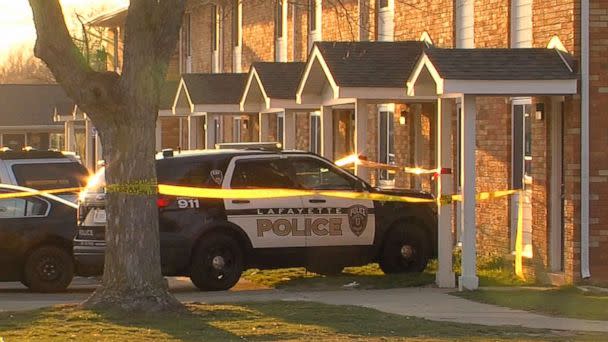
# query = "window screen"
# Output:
<box><xmin>12</xmin><ymin>162</ymin><xmax>89</xmax><ymax>190</ymax></box>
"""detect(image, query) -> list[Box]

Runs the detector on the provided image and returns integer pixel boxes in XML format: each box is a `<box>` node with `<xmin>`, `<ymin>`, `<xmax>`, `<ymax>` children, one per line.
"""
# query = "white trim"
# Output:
<box><xmin>581</xmin><ymin>0</ymin><xmax>590</xmax><ymax>279</ymax></box>
<box><xmin>442</xmin><ymin>79</ymin><xmax>577</xmax><ymax>95</ymax></box>
<box><xmin>547</xmin><ymin>36</ymin><xmax>568</xmax><ymax>52</ymax></box>
<box><xmin>193</xmin><ymin>104</ymin><xmax>242</xmax><ymax>113</ymax></box>
<box><xmin>420</xmin><ymin>31</ymin><xmax>434</xmax><ymax>45</ymax></box>
<box><xmin>240</xmin><ymin>67</ymin><xmax>271</xmax><ymax>111</ymax></box>
<box><xmin>296</xmin><ymin>46</ymin><xmax>340</xmax><ymax>104</ymax></box>
<box><xmin>406</xmin><ymin>53</ymin><xmax>444</xmax><ymax>96</ymax></box>
<box><xmin>172</xmin><ymin>78</ymin><xmax>195</xmax><ymax>115</ymax></box>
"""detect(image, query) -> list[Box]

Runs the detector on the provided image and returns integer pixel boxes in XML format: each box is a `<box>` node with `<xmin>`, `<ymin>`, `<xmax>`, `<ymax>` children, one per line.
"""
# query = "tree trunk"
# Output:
<box><xmin>82</xmin><ymin>107</ymin><xmax>181</xmax><ymax>312</ymax></box>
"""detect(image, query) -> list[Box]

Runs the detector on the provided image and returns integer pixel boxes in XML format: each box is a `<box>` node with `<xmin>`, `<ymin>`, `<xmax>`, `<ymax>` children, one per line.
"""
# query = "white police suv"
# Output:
<box><xmin>75</xmin><ymin>149</ymin><xmax>437</xmax><ymax>291</ymax></box>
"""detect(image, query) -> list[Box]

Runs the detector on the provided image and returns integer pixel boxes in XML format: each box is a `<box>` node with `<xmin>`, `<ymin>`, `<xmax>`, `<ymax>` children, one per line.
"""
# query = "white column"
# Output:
<box><xmin>510</xmin><ymin>0</ymin><xmax>532</xmax><ymax>48</ymax></box>
<box><xmin>284</xmin><ymin>110</ymin><xmax>296</xmax><ymax>149</ymax></box>
<box><xmin>275</xmin><ymin>0</ymin><xmax>288</xmax><ymax>62</ymax></box>
<box><xmin>187</xmin><ymin>116</ymin><xmax>198</xmax><ymax>150</ymax></box>
<box><xmin>84</xmin><ymin>119</ymin><xmax>95</xmax><ymax>171</ymax></box>
<box><xmin>377</xmin><ymin>0</ymin><xmax>395</xmax><ymax>42</ymax></box>
<box><xmin>64</xmin><ymin>121</ymin><xmax>75</xmax><ymax>151</ymax></box>
<box><xmin>205</xmin><ymin>114</ymin><xmax>218</xmax><ymax>149</ymax></box>
<box><xmin>436</xmin><ymin>98</ymin><xmax>456</xmax><ymax>288</ymax></box>
<box><xmin>233</xmin><ymin>0</ymin><xmax>243</xmax><ymax>72</ymax></box>
<box><xmin>259</xmin><ymin>112</ymin><xmax>270</xmax><ymax>142</ymax></box>
<box><xmin>308</xmin><ymin>0</ymin><xmax>322</xmax><ymax>49</ymax></box>
<box><xmin>321</xmin><ymin>106</ymin><xmax>334</xmax><ymax>160</ymax></box>
<box><xmin>355</xmin><ymin>100</ymin><xmax>369</xmax><ymax>181</ymax></box>
<box><xmin>94</xmin><ymin>132</ymin><xmax>103</xmax><ymax>170</ymax></box>
<box><xmin>155</xmin><ymin>118</ymin><xmax>162</xmax><ymax>151</ymax></box>
<box><xmin>455</xmin><ymin>0</ymin><xmax>474</xmax><ymax>48</ymax></box>
<box><xmin>459</xmin><ymin>94</ymin><xmax>478</xmax><ymax>290</ymax></box>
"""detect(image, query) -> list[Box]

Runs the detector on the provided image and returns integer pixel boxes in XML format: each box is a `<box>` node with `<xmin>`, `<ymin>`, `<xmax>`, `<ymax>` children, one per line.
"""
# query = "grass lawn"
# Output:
<box><xmin>0</xmin><ymin>301</ymin><xmax>603</xmax><ymax>341</ymax></box>
<box><xmin>242</xmin><ymin>258</ymin><xmax>532</xmax><ymax>291</ymax></box>
<box><xmin>454</xmin><ymin>287</ymin><xmax>608</xmax><ymax>321</ymax></box>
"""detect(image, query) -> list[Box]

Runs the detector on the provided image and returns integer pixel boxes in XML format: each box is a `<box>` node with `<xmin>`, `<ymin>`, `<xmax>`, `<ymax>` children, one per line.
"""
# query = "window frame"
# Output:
<box><xmin>233</xmin><ymin>117</ymin><xmax>242</xmax><ymax>143</ymax></box>
<box><xmin>275</xmin><ymin>0</ymin><xmax>284</xmax><ymax>39</ymax></box>
<box><xmin>211</xmin><ymin>4</ymin><xmax>219</xmax><ymax>52</ymax></box>
<box><xmin>309</xmin><ymin>111</ymin><xmax>321</xmax><ymax>155</ymax></box>
<box><xmin>0</xmin><ymin>193</ymin><xmax>51</xmax><ymax>219</ymax></box>
<box><xmin>378</xmin><ymin>110</ymin><xmax>395</xmax><ymax>181</ymax></box>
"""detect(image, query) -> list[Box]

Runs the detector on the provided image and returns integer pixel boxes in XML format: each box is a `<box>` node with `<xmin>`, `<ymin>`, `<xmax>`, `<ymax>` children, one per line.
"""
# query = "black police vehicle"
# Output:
<box><xmin>75</xmin><ymin>149</ymin><xmax>437</xmax><ymax>291</ymax></box>
<box><xmin>0</xmin><ymin>184</ymin><xmax>78</xmax><ymax>292</ymax></box>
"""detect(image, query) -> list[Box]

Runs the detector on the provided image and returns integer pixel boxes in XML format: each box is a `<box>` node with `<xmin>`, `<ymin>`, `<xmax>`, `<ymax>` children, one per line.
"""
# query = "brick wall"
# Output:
<box><xmin>190</xmin><ymin>4</ymin><xmax>213</xmax><ymax>73</ymax></box>
<box><xmin>242</xmin><ymin>0</ymin><xmax>275</xmax><ymax>69</ymax></box>
<box><xmin>588</xmin><ymin>0</ymin><xmax>608</xmax><ymax>282</ymax></box>
<box><xmin>394</xmin><ymin>0</ymin><xmax>454</xmax><ymax>47</ymax></box>
<box><xmin>474</xmin><ymin>0</ymin><xmax>509</xmax><ymax>48</ymax></box>
<box><xmin>322</xmin><ymin>0</ymin><xmax>359</xmax><ymax>41</ymax></box>
<box><xmin>296</xmin><ymin>112</ymin><xmax>311</xmax><ymax>150</ymax></box>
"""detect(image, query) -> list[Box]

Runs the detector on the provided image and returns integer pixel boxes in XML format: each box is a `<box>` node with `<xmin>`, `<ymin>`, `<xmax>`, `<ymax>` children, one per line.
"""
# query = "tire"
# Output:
<box><xmin>190</xmin><ymin>234</ymin><xmax>243</xmax><ymax>291</ymax></box>
<box><xmin>306</xmin><ymin>264</ymin><xmax>344</xmax><ymax>276</ymax></box>
<box><xmin>23</xmin><ymin>246</ymin><xmax>74</xmax><ymax>293</ymax></box>
<box><xmin>379</xmin><ymin>224</ymin><xmax>429</xmax><ymax>274</ymax></box>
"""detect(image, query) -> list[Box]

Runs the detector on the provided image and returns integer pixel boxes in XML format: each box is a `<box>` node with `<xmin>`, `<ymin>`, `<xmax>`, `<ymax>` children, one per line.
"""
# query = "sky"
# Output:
<box><xmin>0</xmin><ymin>0</ymin><xmax>128</xmax><ymax>62</ymax></box>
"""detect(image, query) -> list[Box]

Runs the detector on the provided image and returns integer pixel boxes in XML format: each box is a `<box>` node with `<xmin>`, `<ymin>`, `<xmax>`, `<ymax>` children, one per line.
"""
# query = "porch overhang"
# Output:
<box><xmin>406</xmin><ymin>48</ymin><xmax>578</xmax><ymax>97</ymax></box>
<box><xmin>242</xmin><ymin>62</ymin><xmax>319</xmax><ymax>113</ymax></box>
<box><xmin>296</xmin><ymin>41</ymin><xmax>432</xmax><ymax>106</ymax></box>
<box><xmin>172</xmin><ymin>73</ymin><xmax>249</xmax><ymax>115</ymax></box>
<box><xmin>87</xmin><ymin>6</ymin><xmax>128</xmax><ymax>28</ymax></box>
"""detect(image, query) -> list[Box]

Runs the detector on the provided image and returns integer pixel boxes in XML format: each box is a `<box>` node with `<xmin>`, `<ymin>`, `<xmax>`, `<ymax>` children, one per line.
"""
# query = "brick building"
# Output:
<box><xmin>88</xmin><ymin>0</ymin><xmax>606</xmax><ymax>286</ymax></box>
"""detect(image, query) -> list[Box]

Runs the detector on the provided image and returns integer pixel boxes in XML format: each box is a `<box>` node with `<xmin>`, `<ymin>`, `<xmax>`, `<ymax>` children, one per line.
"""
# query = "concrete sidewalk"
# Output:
<box><xmin>0</xmin><ymin>280</ymin><xmax>606</xmax><ymax>333</ymax></box>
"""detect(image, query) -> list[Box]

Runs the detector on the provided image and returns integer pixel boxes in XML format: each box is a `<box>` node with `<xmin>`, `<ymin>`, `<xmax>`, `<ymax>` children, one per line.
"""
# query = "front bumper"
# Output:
<box><xmin>73</xmin><ymin>241</ymin><xmax>105</xmax><ymax>276</ymax></box>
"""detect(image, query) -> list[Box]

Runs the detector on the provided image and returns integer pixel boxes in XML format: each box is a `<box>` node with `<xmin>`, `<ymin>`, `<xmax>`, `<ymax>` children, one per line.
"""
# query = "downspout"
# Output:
<box><xmin>581</xmin><ymin>0</ymin><xmax>591</xmax><ymax>279</ymax></box>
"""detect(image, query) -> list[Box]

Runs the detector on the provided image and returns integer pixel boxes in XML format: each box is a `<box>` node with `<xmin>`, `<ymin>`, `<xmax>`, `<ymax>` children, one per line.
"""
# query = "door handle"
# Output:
<box><xmin>232</xmin><ymin>200</ymin><xmax>250</xmax><ymax>204</ymax></box>
<box><xmin>308</xmin><ymin>199</ymin><xmax>326</xmax><ymax>203</ymax></box>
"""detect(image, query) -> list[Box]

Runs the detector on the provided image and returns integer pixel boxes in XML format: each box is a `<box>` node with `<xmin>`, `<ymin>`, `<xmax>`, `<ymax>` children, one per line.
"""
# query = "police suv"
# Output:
<box><xmin>75</xmin><ymin>148</ymin><xmax>437</xmax><ymax>291</ymax></box>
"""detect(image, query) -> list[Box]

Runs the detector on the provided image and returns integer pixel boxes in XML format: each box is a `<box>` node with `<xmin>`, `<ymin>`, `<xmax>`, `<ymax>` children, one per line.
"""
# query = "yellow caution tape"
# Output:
<box><xmin>515</xmin><ymin>192</ymin><xmax>525</xmax><ymax>279</ymax></box>
<box><xmin>0</xmin><ymin>187</ymin><xmax>82</xmax><ymax>200</ymax></box>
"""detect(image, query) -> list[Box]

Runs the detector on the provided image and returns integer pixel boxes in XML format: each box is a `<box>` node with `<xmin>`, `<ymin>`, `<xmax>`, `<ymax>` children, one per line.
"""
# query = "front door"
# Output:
<box><xmin>224</xmin><ymin>156</ymin><xmax>306</xmax><ymax>248</ymax></box>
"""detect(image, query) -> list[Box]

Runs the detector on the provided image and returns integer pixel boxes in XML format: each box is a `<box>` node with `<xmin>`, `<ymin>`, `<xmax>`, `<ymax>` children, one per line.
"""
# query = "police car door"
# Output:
<box><xmin>288</xmin><ymin>155</ymin><xmax>375</xmax><ymax>247</ymax></box>
<box><xmin>223</xmin><ymin>155</ymin><xmax>306</xmax><ymax>248</ymax></box>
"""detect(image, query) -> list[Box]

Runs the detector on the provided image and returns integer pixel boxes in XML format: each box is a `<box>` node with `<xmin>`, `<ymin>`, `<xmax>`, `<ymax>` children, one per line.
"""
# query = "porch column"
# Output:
<box><xmin>187</xmin><ymin>116</ymin><xmax>198</xmax><ymax>150</ymax></box>
<box><xmin>459</xmin><ymin>94</ymin><xmax>479</xmax><ymax>290</ymax></box>
<box><xmin>205</xmin><ymin>113</ymin><xmax>219</xmax><ymax>149</ymax></box>
<box><xmin>84</xmin><ymin>119</ymin><xmax>95</xmax><ymax>171</ymax></box>
<box><xmin>436</xmin><ymin>98</ymin><xmax>456</xmax><ymax>288</ymax></box>
<box><xmin>321</xmin><ymin>106</ymin><xmax>334</xmax><ymax>160</ymax></box>
<box><xmin>155</xmin><ymin>118</ymin><xmax>162</xmax><ymax>151</ymax></box>
<box><xmin>64</xmin><ymin>120</ymin><xmax>75</xmax><ymax>151</ymax></box>
<box><xmin>413</xmin><ymin>106</ymin><xmax>422</xmax><ymax>190</ymax></box>
<box><xmin>259</xmin><ymin>112</ymin><xmax>270</xmax><ymax>142</ymax></box>
<box><xmin>284</xmin><ymin>110</ymin><xmax>296</xmax><ymax>149</ymax></box>
<box><xmin>355</xmin><ymin>100</ymin><xmax>370</xmax><ymax>181</ymax></box>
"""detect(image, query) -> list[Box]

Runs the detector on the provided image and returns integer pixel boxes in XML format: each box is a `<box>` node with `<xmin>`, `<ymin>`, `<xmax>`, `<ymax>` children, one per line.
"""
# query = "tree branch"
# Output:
<box><xmin>29</xmin><ymin>0</ymin><xmax>121</xmax><ymax>121</ymax></box>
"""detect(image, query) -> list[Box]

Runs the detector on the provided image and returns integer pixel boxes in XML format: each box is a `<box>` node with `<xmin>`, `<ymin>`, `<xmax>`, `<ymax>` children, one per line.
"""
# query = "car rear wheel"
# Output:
<box><xmin>24</xmin><ymin>246</ymin><xmax>74</xmax><ymax>293</ymax></box>
<box><xmin>379</xmin><ymin>224</ymin><xmax>429</xmax><ymax>274</ymax></box>
<box><xmin>190</xmin><ymin>234</ymin><xmax>243</xmax><ymax>291</ymax></box>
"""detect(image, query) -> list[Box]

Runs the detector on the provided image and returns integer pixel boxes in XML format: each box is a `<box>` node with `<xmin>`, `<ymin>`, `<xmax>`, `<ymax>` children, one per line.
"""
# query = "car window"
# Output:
<box><xmin>12</xmin><ymin>162</ymin><xmax>89</xmax><ymax>189</ymax></box>
<box><xmin>157</xmin><ymin>162</ymin><xmax>223</xmax><ymax>187</ymax></box>
<box><xmin>0</xmin><ymin>197</ymin><xmax>48</xmax><ymax>218</ymax></box>
<box><xmin>289</xmin><ymin>157</ymin><xmax>358</xmax><ymax>190</ymax></box>
<box><xmin>231</xmin><ymin>158</ymin><xmax>296</xmax><ymax>189</ymax></box>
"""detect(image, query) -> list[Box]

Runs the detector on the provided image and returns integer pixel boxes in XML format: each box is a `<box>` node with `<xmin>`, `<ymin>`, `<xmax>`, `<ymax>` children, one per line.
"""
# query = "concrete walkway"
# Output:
<box><xmin>0</xmin><ymin>279</ymin><xmax>606</xmax><ymax>333</ymax></box>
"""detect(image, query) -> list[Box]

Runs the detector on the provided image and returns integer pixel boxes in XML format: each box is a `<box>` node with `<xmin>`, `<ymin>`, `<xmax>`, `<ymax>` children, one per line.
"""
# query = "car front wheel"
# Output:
<box><xmin>23</xmin><ymin>246</ymin><xmax>74</xmax><ymax>293</ymax></box>
<box><xmin>190</xmin><ymin>234</ymin><xmax>243</xmax><ymax>291</ymax></box>
<box><xmin>379</xmin><ymin>224</ymin><xmax>429</xmax><ymax>274</ymax></box>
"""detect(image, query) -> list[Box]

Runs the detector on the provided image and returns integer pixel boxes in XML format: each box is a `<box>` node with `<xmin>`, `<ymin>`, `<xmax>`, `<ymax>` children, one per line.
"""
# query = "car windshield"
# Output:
<box><xmin>12</xmin><ymin>162</ymin><xmax>90</xmax><ymax>190</ymax></box>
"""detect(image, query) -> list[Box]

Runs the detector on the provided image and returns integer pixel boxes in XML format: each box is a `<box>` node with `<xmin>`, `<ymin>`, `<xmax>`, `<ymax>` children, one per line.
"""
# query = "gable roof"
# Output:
<box><xmin>314</xmin><ymin>41</ymin><xmax>426</xmax><ymax>88</ymax></box>
<box><xmin>252</xmin><ymin>62</ymin><xmax>306</xmax><ymax>99</ymax></box>
<box><xmin>0</xmin><ymin>84</ymin><xmax>73</xmax><ymax>127</ymax></box>
<box><xmin>426</xmin><ymin>48</ymin><xmax>577</xmax><ymax>80</ymax></box>
<box><xmin>182</xmin><ymin>73</ymin><xmax>248</xmax><ymax>105</ymax></box>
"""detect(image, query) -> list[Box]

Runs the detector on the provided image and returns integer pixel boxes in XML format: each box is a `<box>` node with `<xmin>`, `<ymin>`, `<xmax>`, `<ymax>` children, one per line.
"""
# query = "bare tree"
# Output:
<box><xmin>28</xmin><ymin>0</ymin><xmax>186</xmax><ymax>311</ymax></box>
<box><xmin>0</xmin><ymin>50</ymin><xmax>55</xmax><ymax>84</ymax></box>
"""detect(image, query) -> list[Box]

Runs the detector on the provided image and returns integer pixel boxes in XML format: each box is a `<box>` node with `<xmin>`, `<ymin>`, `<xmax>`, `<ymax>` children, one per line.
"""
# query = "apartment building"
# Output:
<box><xmin>88</xmin><ymin>0</ymin><xmax>606</xmax><ymax>286</ymax></box>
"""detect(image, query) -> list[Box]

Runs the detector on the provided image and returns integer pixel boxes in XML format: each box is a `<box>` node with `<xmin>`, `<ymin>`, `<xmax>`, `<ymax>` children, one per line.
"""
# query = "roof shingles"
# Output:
<box><xmin>252</xmin><ymin>62</ymin><xmax>306</xmax><ymax>99</ymax></box>
<box><xmin>182</xmin><ymin>73</ymin><xmax>248</xmax><ymax>105</ymax></box>
<box><xmin>0</xmin><ymin>84</ymin><xmax>73</xmax><ymax>127</ymax></box>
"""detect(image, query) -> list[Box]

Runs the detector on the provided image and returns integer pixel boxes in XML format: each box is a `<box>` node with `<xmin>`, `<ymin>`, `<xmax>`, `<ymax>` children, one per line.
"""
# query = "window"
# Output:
<box><xmin>309</xmin><ymin>112</ymin><xmax>321</xmax><ymax>155</ymax></box>
<box><xmin>12</xmin><ymin>162</ymin><xmax>89</xmax><ymax>190</ymax></box>
<box><xmin>27</xmin><ymin>133</ymin><xmax>50</xmax><ymax>150</ymax></box>
<box><xmin>275</xmin><ymin>0</ymin><xmax>283</xmax><ymax>39</ymax></box>
<box><xmin>181</xmin><ymin>12</ymin><xmax>191</xmax><ymax>73</ymax></box>
<box><xmin>378</xmin><ymin>110</ymin><xmax>395</xmax><ymax>181</ymax></box>
<box><xmin>378</xmin><ymin>0</ymin><xmax>389</xmax><ymax>8</ymax></box>
<box><xmin>157</xmin><ymin>161</ymin><xmax>223</xmax><ymax>187</ymax></box>
<box><xmin>277</xmin><ymin>113</ymin><xmax>285</xmax><ymax>147</ymax></box>
<box><xmin>308</xmin><ymin>0</ymin><xmax>317</xmax><ymax>32</ymax></box>
<box><xmin>290</xmin><ymin>157</ymin><xmax>359</xmax><ymax>190</ymax></box>
<box><xmin>233</xmin><ymin>117</ymin><xmax>242</xmax><ymax>143</ymax></box>
<box><xmin>231</xmin><ymin>159</ymin><xmax>295</xmax><ymax>188</ymax></box>
<box><xmin>49</xmin><ymin>133</ymin><xmax>64</xmax><ymax>151</ymax></box>
<box><xmin>214</xmin><ymin>118</ymin><xmax>221</xmax><ymax>145</ymax></box>
<box><xmin>0</xmin><ymin>196</ymin><xmax>48</xmax><ymax>218</ymax></box>
<box><xmin>211</xmin><ymin>5</ymin><xmax>218</xmax><ymax>52</ymax></box>
<box><xmin>2</xmin><ymin>134</ymin><xmax>25</xmax><ymax>151</ymax></box>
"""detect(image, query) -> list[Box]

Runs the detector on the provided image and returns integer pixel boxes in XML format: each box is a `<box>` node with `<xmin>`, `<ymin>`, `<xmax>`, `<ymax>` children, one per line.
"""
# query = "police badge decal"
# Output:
<box><xmin>210</xmin><ymin>169</ymin><xmax>224</xmax><ymax>185</ymax></box>
<box><xmin>347</xmin><ymin>205</ymin><xmax>368</xmax><ymax>237</ymax></box>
